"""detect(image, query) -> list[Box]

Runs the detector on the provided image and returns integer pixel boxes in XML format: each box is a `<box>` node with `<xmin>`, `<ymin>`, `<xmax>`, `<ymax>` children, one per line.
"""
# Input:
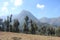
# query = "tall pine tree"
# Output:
<box><xmin>13</xmin><ymin>19</ymin><xmax>20</xmax><ymax>32</ymax></box>
<box><xmin>23</xmin><ymin>16</ymin><xmax>29</xmax><ymax>33</ymax></box>
<box><xmin>30</xmin><ymin>20</ymin><xmax>35</xmax><ymax>34</ymax></box>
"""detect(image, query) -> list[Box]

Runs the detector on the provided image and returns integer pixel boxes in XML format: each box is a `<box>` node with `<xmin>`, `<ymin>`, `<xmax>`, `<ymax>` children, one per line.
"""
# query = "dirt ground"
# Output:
<box><xmin>0</xmin><ymin>32</ymin><xmax>60</xmax><ymax>40</ymax></box>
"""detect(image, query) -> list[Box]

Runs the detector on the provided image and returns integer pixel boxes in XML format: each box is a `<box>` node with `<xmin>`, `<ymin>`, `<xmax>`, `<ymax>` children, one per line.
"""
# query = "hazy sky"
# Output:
<box><xmin>0</xmin><ymin>0</ymin><xmax>60</xmax><ymax>19</ymax></box>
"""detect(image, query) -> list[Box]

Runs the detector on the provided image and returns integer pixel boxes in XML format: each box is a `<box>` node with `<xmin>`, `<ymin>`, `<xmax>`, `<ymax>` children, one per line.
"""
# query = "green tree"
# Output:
<box><xmin>4</xmin><ymin>16</ymin><xmax>10</xmax><ymax>32</ymax></box>
<box><xmin>0</xmin><ymin>26</ymin><xmax>2</xmax><ymax>31</ymax></box>
<box><xmin>30</xmin><ymin>20</ymin><xmax>38</xmax><ymax>34</ymax></box>
<box><xmin>23</xmin><ymin>23</ymin><xmax>29</xmax><ymax>33</ymax></box>
<box><xmin>13</xmin><ymin>19</ymin><xmax>20</xmax><ymax>32</ymax></box>
<box><xmin>10</xmin><ymin>14</ymin><xmax>12</xmax><ymax>22</ymax></box>
<box><xmin>4</xmin><ymin>15</ymin><xmax>13</xmax><ymax>32</ymax></box>
<box><xmin>55</xmin><ymin>27</ymin><xmax>60</xmax><ymax>37</ymax></box>
<box><xmin>23</xmin><ymin>16</ymin><xmax>29</xmax><ymax>33</ymax></box>
<box><xmin>47</xmin><ymin>27</ymin><xmax>55</xmax><ymax>36</ymax></box>
<box><xmin>34</xmin><ymin>23</ymin><xmax>38</xmax><ymax>31</ymax></box>
<box><xmin>10</xmin><ymin>24</ymin><xmax>12</xmax><ymax>32</ymax></box>
<box><xmin>40</xmin><ymin>26</ymin><xmax>46</xmax><ymax>35</ymax></box>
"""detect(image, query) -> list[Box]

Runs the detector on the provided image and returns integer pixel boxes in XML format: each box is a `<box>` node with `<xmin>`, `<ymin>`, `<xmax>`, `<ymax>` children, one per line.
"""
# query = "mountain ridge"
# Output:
<box><xmin>14</xmin><ymin>10</ymin><xmax>41</xmax><ymax>30</ymax></box>
<box><xmin>40</xmin><ymin>17</ymin><xmax>60</xmax><ymax>26</ymax></box>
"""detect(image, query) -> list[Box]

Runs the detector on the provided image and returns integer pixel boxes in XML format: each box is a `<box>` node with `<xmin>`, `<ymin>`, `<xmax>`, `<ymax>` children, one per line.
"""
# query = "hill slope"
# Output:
<box><xmin>15</xmin><ymin>10</ymin><xmax>40</xmax><ymax>30</ymax></box>
<box><xmin>40</xmin><ymin>17</ymin><xmax>60</xmax><ymax>26</ymax></box>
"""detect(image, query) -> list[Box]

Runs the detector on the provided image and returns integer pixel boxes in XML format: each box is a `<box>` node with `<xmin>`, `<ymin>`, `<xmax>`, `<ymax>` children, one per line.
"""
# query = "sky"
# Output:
<box><xmin>0</xmin><ymin>0</ymin><xmax>60</xmax><ymax>19</ymax></box>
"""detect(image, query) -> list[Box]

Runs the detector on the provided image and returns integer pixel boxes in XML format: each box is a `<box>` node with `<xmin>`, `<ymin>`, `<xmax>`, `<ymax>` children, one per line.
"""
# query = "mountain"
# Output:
<box><xmin>14</xmin><ymin>10</ymin><xmax>40</xmax><ymax>30</ymax></box>
<box><xmin>40</xmin><ymin>17</ymin><xmax>60</xmax><ymax>26</ymax></box>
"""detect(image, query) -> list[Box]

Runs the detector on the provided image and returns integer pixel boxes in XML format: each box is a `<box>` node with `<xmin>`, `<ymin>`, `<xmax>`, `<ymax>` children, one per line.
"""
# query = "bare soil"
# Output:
<box><xmin>0</xmin><ymin>32</ymin><xmax>60</xmax><ymax>40</ymax></box>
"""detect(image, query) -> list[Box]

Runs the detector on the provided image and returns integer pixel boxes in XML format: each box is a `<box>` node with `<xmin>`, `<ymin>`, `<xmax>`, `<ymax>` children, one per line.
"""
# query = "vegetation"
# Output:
<box><xmin>39</xmin><ymin>26</ymin><xmax>47</xmax><ymax>35</ymax></box>
<box><xmin>47</xmin><ymin>27</ymin><xmax>55</xmax><ymax>36</ymax></box>
<box><xmin>30</xmin><ymin>20</ymin><xmax>38</xmax><ymax>34</ymax></box>
<box><xmin>4</xmin><ymin>16</ymin><xmax>10</xmax><ymax>32</ymax></box>
<box><xmin>23</xmin><ymin>16</ymin><xmax>29</xmax><ymax>33</ymax></box>
<box><xmin>0</xmin><ymin>15</ymin><xmax>60</xmax><ymax>37</ymax></box>
<box><xmin>55</xmin><ymin>27</ymin><xmax>60</xmax><ymax>37</ymax></box>
<box><xmin>13</xmin><ymin>19</ymin><xmax>20</xmax><ymax>32</ymax></box>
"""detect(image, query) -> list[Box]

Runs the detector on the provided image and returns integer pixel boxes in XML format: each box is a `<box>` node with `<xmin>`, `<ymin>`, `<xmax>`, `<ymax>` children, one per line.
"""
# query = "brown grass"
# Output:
<box><xmin>0</xmin><ymin>32</ymin><xmax>60</xmax><ymax>40</ymax></box>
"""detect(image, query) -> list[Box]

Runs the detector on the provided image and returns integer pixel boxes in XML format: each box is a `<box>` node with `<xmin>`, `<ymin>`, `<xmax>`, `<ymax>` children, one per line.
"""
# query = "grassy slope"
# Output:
<box><xmin>0</xmin><ymin>32</ymin><xmax>60</xmax><ymax>40</ymax></box>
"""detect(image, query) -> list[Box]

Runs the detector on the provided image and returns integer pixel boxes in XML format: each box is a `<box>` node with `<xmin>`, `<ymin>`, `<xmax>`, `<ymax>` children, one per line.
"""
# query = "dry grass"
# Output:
<box><xmin>0</xmin><ymin>32</ymin><xmax>60</xmax><ymax>40</ymax></box>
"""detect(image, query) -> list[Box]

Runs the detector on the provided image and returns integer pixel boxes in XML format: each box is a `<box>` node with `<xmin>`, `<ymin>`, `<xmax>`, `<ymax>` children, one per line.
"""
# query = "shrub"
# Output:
<box><xmin>55</xmin><ymin>27</ymin><xmax>60</xmax><ymax>37</ymax></box>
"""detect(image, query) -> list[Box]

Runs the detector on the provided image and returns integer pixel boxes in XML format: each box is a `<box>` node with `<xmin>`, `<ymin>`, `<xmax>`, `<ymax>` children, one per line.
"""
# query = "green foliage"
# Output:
<box><xmin>4</xmin><ymin>16</ymin><xmax>10</xmax><ymax>32</ymax></box>
<box><xmin>1</xmin><ymin>14</ymin><xmax>60</xmax><ymax>37</ymax></box>
<box><xmin>23</xmin><ymin>23</ymin><xmax>29</xmax><ymax>33</ymax></box>
<box><xmin>13</xmin><ymin>19</ymin><xmax>20</xmax><ymax>32</ymax></box>
<box><xmin>34</xmin><ymin>23</ymin><xmax>38</xmax><ymax>31</ymax></box>
<box><xmin>39</xmin><ymin>26</ymin><xmax>55</xmax><ymax>36</ymax></box>
<box><xmin>4</xmin><ymin>15</ymin><xmax>12</xmax><ymax>32</ymax></box>
<box><xmin>39</xmin><ymin>26</ymin><xmax>47</xmax><ymax>35</ymax></box>
<box><xmin>55</xmin><ymin>27</ymin><xmax>60</xmax><ymax>37</ymax></box>
<box><xmin>47</xmin><ymin>27</ymin><xmax>55</xmax><ymax>36</ymax></box>
<box><xmin>3</xmin><ymin>15</ymin><xmax>20</xmax><ymax>33</ymax></box>
<box><xmin>0</xmin><ymin>26</ymin><xmax>2</xmax><ymax>31</ymax></box>
<box><xmin>10</xmin><ymin>24</ymin><xmax>12</xmax><ymax>32</ymax></box>
<box><xmin>30</xmin><ymin>20</ymin><xmax>35</xmax><ymax>34</ymax></box>
<box><xmin>10</xmin><ymin>14</ymin><xmax>12</xmax><ymax>22</ymax></box>
<box><xmin>23</xmin><ymin>16</ymin><xmax>29</xmax><ymax>33</ymax></box>
<box><xmin>25</xmin><ymin>16</ymin><xmax>29</xmax><ymax>22</ymax></box>
<box><xmin>30</xmin><ymin>20</ymin><xmax>38</xmax><ymax>34</ymax></box>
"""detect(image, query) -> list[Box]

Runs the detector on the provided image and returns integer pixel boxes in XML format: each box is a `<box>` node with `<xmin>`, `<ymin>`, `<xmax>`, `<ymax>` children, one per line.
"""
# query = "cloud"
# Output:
<box><xmin>37</xmin><ymin>4</ymin><xmax>45</xmax><ymax>9</ymax></box>
<box><xmin>10</xmin><ymin>0</ymin><xmax>23</xmax><ymax>7</ymax></box>
<box><xmin>10</xmin><ymin>0</ymin><xmax>14</xmax><ymax>3</ymax></box>
<box><xmin>3</xmin><ymin>2</ymin><xmax>9</xmax><ymax>7</ymax></box>
<box><xmin>2</xmin><ymin>7</ymin><xmax>7</xmax><ymax>11</ymax></box>
<box><xmin>1</xmin><ymin>2</ymin><xmax>9</xmax><ymax>12</ymax></box>
<box><xmin>1</xmin><ymin>6</ymin><xmax>9</xmax><ymax>16</ymax></box>
<box><xmin>0</xmin><ymin>0</ymin><xmax>23</xmax><ymax>16</ymax></box>
<box><xmin>14</xmin><ymin>0</ymin><xmax>23</xmax><ymax>7</ymax></box>
<box><xmin>11</xmin><ymin>7</ymin><xmax>15</xmax><ymax>10</ymax></box>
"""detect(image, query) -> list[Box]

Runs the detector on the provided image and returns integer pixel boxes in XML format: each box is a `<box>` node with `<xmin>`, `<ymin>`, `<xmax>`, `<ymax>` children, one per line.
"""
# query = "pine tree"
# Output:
<box><xmin>55</xmin><ymin>27</ymin><xmax>60</xmax><ymax>37</ymax></box>
<box><xmin>9</xmin><ymin>14</ymin><xmax>12</xmax><ymax>32</ymax></box>
<box><xmin>6</xmin><ymin>16</ymin><xmax>10</xmax><ymax>32</ymax></box>
<box><xmin>4</xmin><ymin>15</ymin><xmax>13</xmax><ymax>32</ymax></box>
<box><xmin>10</xmin><ymin>24</ymin><xmax>12</xmax><ymax>32</ymax></box>
<box><xmin>47</xmin><ymin>27</ymin><xmax>55</xmax><ymax>36</ymax></box>
<box><xmin>23</xmin><ymin>16</ymin><xmax>29</xmax><ymax>33</ymax></box>
<box><xmin>34</xmin><ymin>23</ymin><xmax>38</xmax><ymax>31</ymax></box>
<box><xmin>23</xmin><ymin>23</ymin><xmax>29</xmax><ymax>33</ymax></box>
<box><xmin>0</xmin><ymin>26</ymin><xmax>2</xmax><ymax>31</ymax></box>
<box><xmin>10</xmin><ymin>14</ymin><xmax>12</xmax><ymax>22</ymax></box>
<box><xmin>40</xmin><ymin>26</ymin><xmax>47</xmax><ymax>35</ymax></box>
<box><xmin>30</xmin><ymin>20</ymin><xmax>36</xmax><ymax>34</ymax></box>
<box><xmin>13</xmin><ymin>19</ymin><xmax>20</xmax><ymax>32</ymax></box>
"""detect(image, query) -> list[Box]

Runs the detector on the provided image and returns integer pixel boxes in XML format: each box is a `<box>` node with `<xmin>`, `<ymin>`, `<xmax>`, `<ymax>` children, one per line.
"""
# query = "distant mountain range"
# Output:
<box><xmin>40</xmin><ymin>17</ymin><xmax>60</xmax><ymax>26</ymax></box>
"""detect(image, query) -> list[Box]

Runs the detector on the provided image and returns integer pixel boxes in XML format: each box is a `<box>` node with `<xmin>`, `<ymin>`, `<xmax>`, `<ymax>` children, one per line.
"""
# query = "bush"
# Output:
<box><xmin>39</xmin><ymin>26</ymin><xmax>46</xmax><ymax>35</ymax></box>
<box><xmin>47</xmin><ymin>27</ymin><xmax>55</xmax><ymax>36</ymax></box>
<box><xmin>55</xmin><ymin>27</ymin><xmax>60</xmax><ymax>37</ymax></box>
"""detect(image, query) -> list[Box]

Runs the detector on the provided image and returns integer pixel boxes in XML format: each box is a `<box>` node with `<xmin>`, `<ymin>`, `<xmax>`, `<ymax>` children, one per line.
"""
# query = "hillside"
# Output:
<box><xmin>40</xmin><ymin>17</ymin><xmax>60</xmax><ymax>26</ymax></box>
<box><xmin>0</xmin><ymin>32</ymin><xmax>60</xmax><ymax>40</ymax></box>
<box><xmin>14</xmin><ymin>10</ymin><xmax>40</xmax><ymax>30</ymax></box>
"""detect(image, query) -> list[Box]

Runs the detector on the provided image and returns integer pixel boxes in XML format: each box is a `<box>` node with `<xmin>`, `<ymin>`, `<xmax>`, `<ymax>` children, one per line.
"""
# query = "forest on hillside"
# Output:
<box><xmin>0</xmin><ymin>15</ymin><xmax>60</xmax><ymax>37</ymax></box>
